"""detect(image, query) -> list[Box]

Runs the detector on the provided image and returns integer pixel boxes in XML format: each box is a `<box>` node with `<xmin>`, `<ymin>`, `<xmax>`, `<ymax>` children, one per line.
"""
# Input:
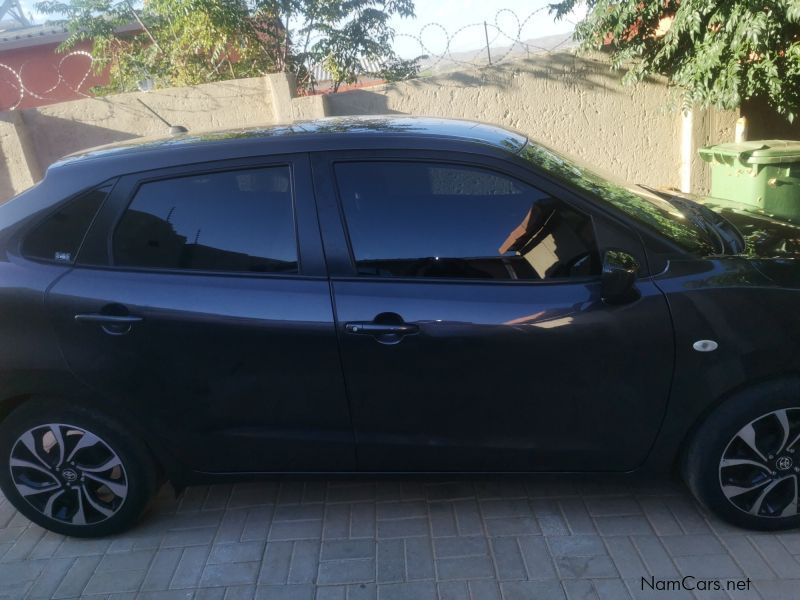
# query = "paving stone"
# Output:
<box><xmin>660</xmin><ymin>534</ymin><xmax>725</xmax><ymax>557</ymax></box>
<box><xmin>555</xmin><ymin>555</ymin><xmax>618</xmax><ymax>579</ymax></box>
<box><xmin>436</xmin><ymin>555</ymin><xmax>495</xmax><ymax>581</ymax></box>
<box><xmin>479</xmin><ymin>499</ymin><xmax>532</xmax><ymax>518</ymax></box>
<box><xmin>404</xmin><ymin>537</ymin><xmax>435</xmax><ymax>580</ymax></box>
<box><xmin>208</xmin><ymin>541</ymin><xmax>265</xmax><ymax>565</ymax></box>
<box><xmin>748</xmin><ymin>536</ymin><xmax>800</xmax><ymax>579</ymax></box>
<box><xmin>584</xmin><ymin>498</ymin><xmax>641</xmax><ymax>517</ymax></box>
<box><xmin>317</xmin><ymin>558</ymin><xmax>375</xmax><ymax>585</ymax></box>
<box><xmin>490</xmin><ymin>537</ymin><xmax>527</xmax><ymax>581</ymax></box>
<box><xmin>142</xmin><ymin>548</ymin><xmax>183</xmax><ymax>591</ymax></box>
<box><xmin>562</xmin><ymin>579</ymin><xmax>599</xmax><ymax>600</ymax></box>
<box><xmin>376</xmin><ymin>517</ymin><xmax>428</xmax><ymax>539</ymax></box>
<box><xmin>254</xmin><ymin>584</ymin><xmax>315</xmax><ymax>599</ymax></box>
<box><xmin>434</xmin><ymin>536</ymin><xmax>488</xmax><ymax>558</ymax></box>
<box><xmin>437</xmin><ymin>580</ymin><xmax>469</xmax><ymax>600</ymax></box>
<box><xmin>288</xmin><ymin>540</ymin><xmax>320</xmax><ymax>584</ymax></box>
<box><xmin>259</xmin><ymin>541</ymin><xmax>293</xmax><ymax>585</ymax></box>
<box><xmin>170</xmin><ymin>545</ymin><xmax>211</xmax><ymax>589</ymax></box>
<box><xmin>377</xmin><ymin>581</ymin><xmax>437</xmax><ymax>600</ymax></box>
<box><xmin>52</xmin><ymin>555</ymin><xmax>102</xmax><ymax>599</ymax></box>
<box><xmin>603</xmin><ymin>537</ymin><xmax>649</xmax><ymax>579</ymax></box>
<box><xmin>559</xmin><ymin>499</ymin><xmax>597</xmax><ymax>535</ymax></box>
<box><xmin>672</xmin><ymin>554</ymin><xmax>742</xmax><ymax>578</ymax></box>
<box><xmin>467</xmin><ymin>580</ymin><xmax>501</xmax><ymax>600</ymax></box>
<box><xmin>26</xmin><ymin>557</ymin><xmax>74</xmax><ymax>600</ymax></box>
<box><xmin>592</xmin><ymin>578</ymin><xmax>632</xmax><ymax>600</ymax></box>
<box><xmin>594</xmin><ymin>516</ymin><xmax>653</xmax><ymax>537</ymax></box>
<box><xmin>269</xmin><ymin>520</ymin><xmax>323</xmax><ymax>542</ymax></box>
<box><xmin>630</xmin><ymin>536</ymin><xmax>679</xmax><ymax>578</ymax></box>
<box><xmin>349</xmin><ymin>503</ymin><xmax>376</xmax><ymax>539</ymax></box>
<box><xmin>83</xmin><ymin>568</ymin><xmax>148</xmax><ymax>595</ymax></box>
<box><xmin>376</xmin><ymin>502</ymin><xmax>426</xmax><ymax>520</ymax></box>
<box><xmin>547</xmin><ymin>536</ymin><xmax>607</xmax><ymax>557</ymax></box>
<box><xmin>637</xmin><ymin>498</ymin><xmax>683</xmax><ymax>536</ymax></box>
<box><xmin>200</xmin><ymin>562</ymin><xmax>260</xmax><ymax>587</ymax></box>
<box><xmin>97</xmin><ymin>548</ymin><xmax>156</xmax><ymax>572</ymax></box>
<box><xmin>275</xmin><ymin>505</ymin><xmax>325</xmax><ymax>522</ymax></box>
<box><xmin>518</xmin><ymin>536</ymin><xmax>558</xmax><ymax>580</ymax></box>
<box><xmin>501</xmin><ymin>580</ymin><xmax>567</xmax><ymax>600</ymax></box>
<box><xmin>224</xmin><ymin>584</ymin><xmax>258</xmax><ymax>600</ymax></box>
<box><xmin>322</xmin><ymin>539</ymin><xmax>374</xmax><ymax>561</ymax></box>
<box><xmin>377</xmin><ymin>539</ymin><xmax>404</xmax><ymax>584</ymax></box>
<box><xmin>484</xmin><ymin>516</ymin><xmax>540</xmax><ymax>537</ymax></box>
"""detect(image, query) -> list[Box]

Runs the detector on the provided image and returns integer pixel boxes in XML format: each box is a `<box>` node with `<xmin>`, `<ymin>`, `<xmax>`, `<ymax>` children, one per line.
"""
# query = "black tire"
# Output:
<box><xmin>684</xmin><ymin>380</ymin><xmax>800</xmax><ymax>531</ymax></box>
<box><xmin>0</xmin><ymin>399</ymin><xmax>159</xmax><ymax>537</ymax></box>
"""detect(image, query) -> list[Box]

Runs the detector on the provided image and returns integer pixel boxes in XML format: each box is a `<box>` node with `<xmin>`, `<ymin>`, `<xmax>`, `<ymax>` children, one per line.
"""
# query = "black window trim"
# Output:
<box><xmin>18</xmin><ymin>178</ymin><xmax>118</xmax><ymax>267</ymax></box>
<box><xmin>329</xmin><ymin>155</ymin><xmax>604</xmax><ymax>287</ymax></box>
<box><xmin>76</xmin><ymin>156</ymin><xmax>321</xmax><ymax>280</ymax></box>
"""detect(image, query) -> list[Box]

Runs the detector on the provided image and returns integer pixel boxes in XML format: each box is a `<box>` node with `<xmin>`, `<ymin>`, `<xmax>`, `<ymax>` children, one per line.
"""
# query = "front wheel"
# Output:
<box><xmin>684</xmin><ymin>384</ymin><xmax>800</xmax><ymax>531</ymax></box>
<box><xmin>0</xmin><ymin>400</ymin><xmax>159</xmax><ymax>537</ymax></box>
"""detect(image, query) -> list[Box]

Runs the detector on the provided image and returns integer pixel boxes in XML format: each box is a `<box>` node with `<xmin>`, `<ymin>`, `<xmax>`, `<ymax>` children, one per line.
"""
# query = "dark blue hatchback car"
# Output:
<box><xmin>1</xmin><ymin>116</ymin><xmax>800</xmax><ymax>536</ymax></box>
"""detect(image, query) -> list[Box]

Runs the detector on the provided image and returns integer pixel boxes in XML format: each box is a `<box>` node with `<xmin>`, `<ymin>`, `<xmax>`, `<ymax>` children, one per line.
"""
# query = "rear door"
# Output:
<box><xmin>46</xmin><ymin>155</ymin><xmax>355</xmax><ymax>474</ymax></box>
<box><xmin>312</xmin><ymin>150</ymin><xmax>674</xmax><ymax>472</ymax></box>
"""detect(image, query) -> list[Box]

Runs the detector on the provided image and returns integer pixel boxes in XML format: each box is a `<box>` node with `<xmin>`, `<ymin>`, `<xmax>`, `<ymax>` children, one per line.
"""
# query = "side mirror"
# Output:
<box><xmin>601</xmin><ymin>249</ymin><xmax>640</xmax><ymax>304</ymax></box>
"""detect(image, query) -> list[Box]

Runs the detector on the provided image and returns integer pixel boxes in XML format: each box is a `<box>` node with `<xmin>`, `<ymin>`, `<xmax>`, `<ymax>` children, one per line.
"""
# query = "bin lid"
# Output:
<box><xmin>699</xmin><ymin>140</ymin><xmax>800</xmax><ymax>164</ymax></box>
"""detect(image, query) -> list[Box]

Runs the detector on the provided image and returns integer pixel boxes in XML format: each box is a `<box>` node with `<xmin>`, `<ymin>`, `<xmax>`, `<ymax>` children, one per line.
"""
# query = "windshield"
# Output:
<box><xmin>520</xmin><ymin>142</ymin><xmax>719</xmax><ymax>255</ymax></box>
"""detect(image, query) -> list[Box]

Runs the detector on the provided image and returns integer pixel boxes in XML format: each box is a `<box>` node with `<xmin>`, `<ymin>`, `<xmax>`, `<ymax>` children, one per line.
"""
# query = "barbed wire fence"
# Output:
<box><xmin>0</xmin><ymin>49</ymin><xmax>95</xmax><ymax>111</ymax></box>
<box><xmin>0</xmin><ymin>8</ymin><xmax>578</xmax><ymax>110</ymax></box>
<box><xmin>393</xmin><ymin>7</ymin><xmax>577</xmax><ymax>73</ymax></box>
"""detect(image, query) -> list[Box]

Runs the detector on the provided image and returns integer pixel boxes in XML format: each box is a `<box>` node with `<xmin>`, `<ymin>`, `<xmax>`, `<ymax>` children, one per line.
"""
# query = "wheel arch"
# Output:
<box><xmin>0</xmin><ymin>384</ymin><xmax>184</xmax><ymax>486</ymax></box>
<box><xmin>671</xmin><ymin>373</ymin><xmax>800</xmax><ymax>474</ymax></box>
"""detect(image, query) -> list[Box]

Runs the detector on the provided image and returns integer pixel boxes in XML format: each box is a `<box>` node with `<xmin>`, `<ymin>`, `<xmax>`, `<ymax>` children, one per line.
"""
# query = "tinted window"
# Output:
<box><xmin>521</xmin><ymin>143</ymin><xmax>718</xmax><ymax>254</ymax></box>
<box><xmin>336</xmin><ymin>162</ymin><xmax>599</xmax><ymax>280</ymax></box>
<box><xmin>113</xmin><ymin>167</ymin><xmax>297</xmax><ymax>273</ymax></box>
<box><xmin>22</xmin><ymin>186</ymin><xmax>109</xmax><ymax>263</ymax></box>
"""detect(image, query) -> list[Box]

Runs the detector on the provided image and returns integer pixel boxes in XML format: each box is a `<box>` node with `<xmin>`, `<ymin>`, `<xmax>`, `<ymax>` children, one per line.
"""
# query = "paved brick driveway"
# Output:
<box><xmin>0</xmin><ymin>478</ymin><xmax>798</xmax><ymax>599</ymax></box>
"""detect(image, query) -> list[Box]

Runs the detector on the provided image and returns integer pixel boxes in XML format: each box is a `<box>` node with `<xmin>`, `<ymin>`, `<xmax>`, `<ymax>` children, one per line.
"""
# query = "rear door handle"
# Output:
<box><xmin>345</xmin><ymin>322</ymin><xmax>419</xmax><ymax>335</ymax></box>
<box><xmin>74</xmin><ymin>313</ymin><xmax>143</xmax><ymax>336</ymax></box>
<box><xmin>74</xmin><ymin>314</ymin><xmax>143</xmax><ymax>325</ymax></box>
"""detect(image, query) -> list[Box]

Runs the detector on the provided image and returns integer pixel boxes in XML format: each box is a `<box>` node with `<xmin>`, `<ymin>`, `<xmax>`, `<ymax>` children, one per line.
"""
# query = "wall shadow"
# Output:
<box><xmin>23</xmin><ymin>112</ymin><xmax>140</xmax><ymax>170</ymax></box>
<box><xmin>326</xmin><ymin>89</ymin><xmax>404</xmax><ymax>117</ymax></box>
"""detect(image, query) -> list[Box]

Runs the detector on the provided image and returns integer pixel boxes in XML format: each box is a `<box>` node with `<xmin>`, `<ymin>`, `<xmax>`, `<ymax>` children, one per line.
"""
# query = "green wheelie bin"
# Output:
<box><xmin>699</xmin><ymin>140</ymin><xmax>800</xmax><ymax>222</ymax></box>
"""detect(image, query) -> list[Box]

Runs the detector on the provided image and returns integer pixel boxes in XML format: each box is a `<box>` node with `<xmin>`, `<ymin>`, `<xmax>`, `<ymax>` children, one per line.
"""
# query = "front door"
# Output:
<box><xmin>46</xmin><ymin>156</ymin><xmax>355</xmax><ymax>473</ymax></box>
<box><xmin>314</xmin><ymin>154</ymin><xmax>673</xmax><ymax>472</ymax></box>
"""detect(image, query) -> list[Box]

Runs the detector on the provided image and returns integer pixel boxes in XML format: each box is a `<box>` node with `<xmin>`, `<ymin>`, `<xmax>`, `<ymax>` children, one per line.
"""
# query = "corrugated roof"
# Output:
<box><xmin>0</xmin><ymin>22</ymin><xmax>68</xmax><ymax>49</ymax></box>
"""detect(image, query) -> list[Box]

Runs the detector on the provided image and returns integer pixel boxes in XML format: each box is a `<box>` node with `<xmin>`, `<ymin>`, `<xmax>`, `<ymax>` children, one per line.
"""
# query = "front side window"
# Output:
<box><xmin>113</xmin><ymin>166</ymin><xmax>298</xmax><ymax>274</ymax></box>
<box><xmin>22</xmin><ymin>186</ymin><xmax>110</xmax><ymax>263</ymax></box>
<box><xmin>335</xmin><ymin>161</ymin><xmax>599</xmax><ymax>281</ymax></box>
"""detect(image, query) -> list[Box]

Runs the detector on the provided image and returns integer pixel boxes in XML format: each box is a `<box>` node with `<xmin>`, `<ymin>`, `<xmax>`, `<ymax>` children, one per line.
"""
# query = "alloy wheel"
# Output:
<box><xmin>719</xmin><ymin>408</ymin><xmax>800</xmax><ymax>518</ymax></box>
<box><xmin>9</xmin><ymin>423</ymin><xmax>128</xmax><ymax>525</ymax></box>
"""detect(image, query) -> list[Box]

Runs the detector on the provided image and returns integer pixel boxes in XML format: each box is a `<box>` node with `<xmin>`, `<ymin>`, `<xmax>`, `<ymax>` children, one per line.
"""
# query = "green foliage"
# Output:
<box><xmin>258</xmin><ymin>0</ymin><xmax>416</xmax><ymax>91</ymax></box>
<box><xmin>35</xmin><ymin>0</ymin><xmax>417</xmax><ymax>94</ymax></box>
<box><xmin>550</xmin><ymin>0</ymin><xmax>800</xmax><ymax>120</ymax></box>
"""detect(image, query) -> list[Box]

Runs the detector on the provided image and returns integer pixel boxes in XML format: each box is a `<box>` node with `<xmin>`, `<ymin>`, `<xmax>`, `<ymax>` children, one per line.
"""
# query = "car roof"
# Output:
<box><xmin>53</xmin><ymin>116</ymin><xmax>529</xmax><ymax>170</ymax></box>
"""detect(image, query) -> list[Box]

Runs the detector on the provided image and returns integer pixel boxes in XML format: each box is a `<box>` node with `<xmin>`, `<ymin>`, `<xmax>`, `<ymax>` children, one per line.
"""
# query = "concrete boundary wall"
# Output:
<box><xmin>0</xmin><ymin>53</ymin><xmax>736</xmax><ymax>202</ymax></box>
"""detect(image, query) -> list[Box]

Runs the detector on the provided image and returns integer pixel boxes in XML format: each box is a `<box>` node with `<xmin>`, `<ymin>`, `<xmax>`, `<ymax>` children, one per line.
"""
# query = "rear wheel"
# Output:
<box><xmin>0</xmin><ymin>400</ymin><xmax>158</xmax><ymax>537</ymax></box>
<box><xmin>684</xmin><ymin>384</ymin><xmax>800</xmax><ymax>530</ymax></box>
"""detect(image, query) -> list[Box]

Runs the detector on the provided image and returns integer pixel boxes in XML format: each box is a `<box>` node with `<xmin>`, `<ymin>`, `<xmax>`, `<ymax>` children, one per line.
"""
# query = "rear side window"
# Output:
<box><xmin>113</xmin><ymin>166</ymin><xmax>298</xmax><ymax>274</ymax></box>
<box><xmin>335</xmin><ymin>161</ymin><xmax>599</xmax><ymax>281</ymax></box>
<box><xmin>22</xmin><ymin>186</ymin><xmax>109</xmax><ymax>263</ymax></box>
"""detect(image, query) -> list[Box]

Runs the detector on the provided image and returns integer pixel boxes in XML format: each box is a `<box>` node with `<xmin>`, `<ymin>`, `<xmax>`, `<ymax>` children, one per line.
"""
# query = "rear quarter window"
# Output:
<box><xmin>21</xmin><ymin>186</ymin><xmax>110</xmax><ymax>264</ymax></box>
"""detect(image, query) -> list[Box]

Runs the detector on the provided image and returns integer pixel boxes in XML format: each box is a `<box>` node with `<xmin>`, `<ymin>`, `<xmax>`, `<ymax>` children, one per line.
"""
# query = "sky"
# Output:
<box><xmin>18</xmin><ymin>0</ymin><xmax>581</xmax><ymax>58</ymax></box>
